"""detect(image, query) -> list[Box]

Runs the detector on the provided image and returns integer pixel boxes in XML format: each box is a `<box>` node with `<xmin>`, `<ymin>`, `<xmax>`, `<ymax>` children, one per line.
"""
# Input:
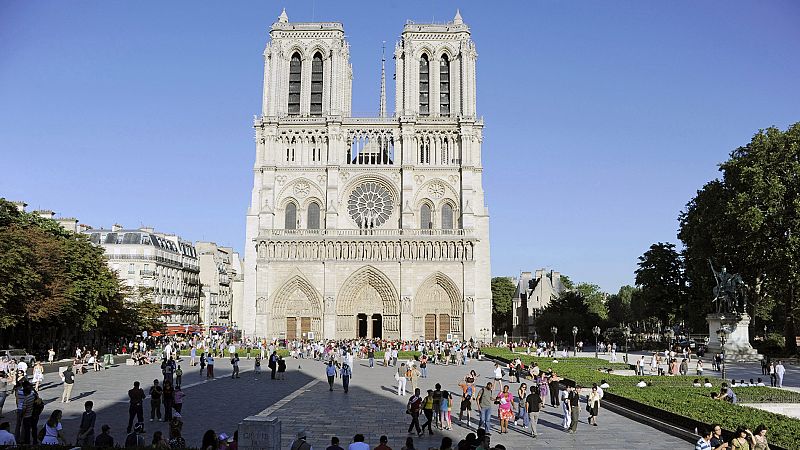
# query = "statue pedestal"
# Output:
<box><xmin>706</xmin><ymin>313</ymin><xmax>762</xmax><ymax>362</ymax></box>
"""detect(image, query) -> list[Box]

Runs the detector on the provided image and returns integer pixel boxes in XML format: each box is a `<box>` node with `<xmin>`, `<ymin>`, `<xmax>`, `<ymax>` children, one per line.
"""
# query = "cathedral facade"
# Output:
<box><xmin>242</xmin><ymin>10</ymin><xmax>491</xmax><ymax>341</ymax></box>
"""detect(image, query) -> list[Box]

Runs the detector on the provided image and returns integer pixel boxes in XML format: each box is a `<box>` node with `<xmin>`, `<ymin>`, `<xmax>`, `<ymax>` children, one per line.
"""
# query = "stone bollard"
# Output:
<box><xmin>238</xmin><ymin>416</ymin><xmax>281</xmax><ymax>450</ymax></box>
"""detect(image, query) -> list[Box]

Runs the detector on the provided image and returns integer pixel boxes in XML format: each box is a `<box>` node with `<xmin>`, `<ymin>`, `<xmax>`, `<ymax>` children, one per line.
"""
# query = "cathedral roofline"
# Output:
<box><xmin>270</xmin><ymin>22</ymin><xmax>344</xmax><ymax>32</ymax></box>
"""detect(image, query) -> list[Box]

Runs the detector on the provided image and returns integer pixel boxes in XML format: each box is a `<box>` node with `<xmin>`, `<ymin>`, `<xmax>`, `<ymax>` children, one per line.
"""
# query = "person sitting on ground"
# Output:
<box><xmin>748</xmin><ymin>378</ymin><xmax>755</xmax><ymax>386</ymax></box>
<box><xmin>375</xmin><ymin>435</ymin><xmax>392</xmax><ymax>450</ymax></box>
<box><xmin>693</xmin><ymin>379</ymin><xmax>701</xmax><ymax>387</ymax></box>
<box><xmin>0</xmin><ymin>422</ymin><xmax>16</xmax><ymax>446</ymax></box>
<box><xmin>710</xmin><ymin>392</ymin><xmax>719</xmax><ymax>400</ymax></box>
<box><xmin>599</xmin><ymin>380</ymin><xmax>610</xmax><ymax>389</ymax></box>
<box><xmin>430</xmin><ymin>437</ymin><xmax>452</xmax><ymax>450</ymax></box>
<box><xmin>327</xmin><ymin>436</ymin><xmax>345</xmax><ymax>450</ymax></box>
<box><xmin>636</xmin><ymin>379</ymin><xmax>647</xmax><ymax>388</ymax></box>
<box><xmin>756</xmin><ymin>378</ymin><xmax>765</xmax><ymax>387</ymax></box>
<box><xmin>349</xmin><ymin>433</ymin><xmax>369</xmax><ymax>450</ymax></box>
<box><xmin>716</xmin><ymin>384</ymin><xmax>737</xmax><ymax>404</ymax></box>
<box><xmin>703</xmin><ymin>378</ymin><xmax>713</xmax><ymax>388</ymax></box>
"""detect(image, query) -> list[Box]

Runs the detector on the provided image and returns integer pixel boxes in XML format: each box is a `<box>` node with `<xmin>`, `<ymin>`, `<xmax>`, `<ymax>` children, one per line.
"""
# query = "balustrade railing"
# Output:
<box><xmin>261</xmin><ymin>228</ymin><xmax>472</xmax><ymax>238</ymax></box>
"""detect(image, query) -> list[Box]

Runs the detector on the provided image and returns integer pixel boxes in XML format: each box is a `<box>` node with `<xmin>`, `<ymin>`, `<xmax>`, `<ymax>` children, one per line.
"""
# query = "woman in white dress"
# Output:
<box><xmin>41</xmin><ymin>409</ymin><xmax>66</xmax><ymax>445</ymax></box>
<box><xmin>32</xmin><ymin>362</ymin><xmax>44</xmax><ymax>391</ymax></box>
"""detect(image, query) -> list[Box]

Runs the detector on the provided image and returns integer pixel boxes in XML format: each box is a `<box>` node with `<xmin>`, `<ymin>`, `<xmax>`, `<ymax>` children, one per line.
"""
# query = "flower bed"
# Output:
<box><xmin>482</xmin><ymin>348</ymin><xmax>799</xmax><ymax>450</ymax></box>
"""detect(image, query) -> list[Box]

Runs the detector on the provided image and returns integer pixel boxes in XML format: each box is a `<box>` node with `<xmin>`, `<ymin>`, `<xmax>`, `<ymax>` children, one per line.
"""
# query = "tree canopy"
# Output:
<box><xmin>0</xmin><ymin>198</ymin><xmax>163</xmax><ymax>353</ymax></box>
<box><xmin>491</xmin><ymin>276</ymin><xmax>515</xmax><ymax>335</ymax></box>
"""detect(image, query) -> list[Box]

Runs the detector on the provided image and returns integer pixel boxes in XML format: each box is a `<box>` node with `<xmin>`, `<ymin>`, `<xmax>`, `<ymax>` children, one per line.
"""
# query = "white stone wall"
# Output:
<box><xmin>243</xmin><ymin>11</ymin><xmax>491</xmax><ymax>341</ymax></box>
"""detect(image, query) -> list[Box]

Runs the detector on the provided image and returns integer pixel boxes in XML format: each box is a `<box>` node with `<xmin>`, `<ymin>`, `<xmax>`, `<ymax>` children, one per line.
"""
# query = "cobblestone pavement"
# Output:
<box><xmin>6</xmin><ymin>356</ymin><xmax>691</xmax><ymax>449</ymax></box>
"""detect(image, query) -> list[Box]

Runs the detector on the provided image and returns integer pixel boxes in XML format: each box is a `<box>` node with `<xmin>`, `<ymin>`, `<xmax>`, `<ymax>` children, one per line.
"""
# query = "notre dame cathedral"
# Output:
<box><xmin>242</xmin><ymin>9</ymin><xmax>491</xmax><ymax>341</ymax></box>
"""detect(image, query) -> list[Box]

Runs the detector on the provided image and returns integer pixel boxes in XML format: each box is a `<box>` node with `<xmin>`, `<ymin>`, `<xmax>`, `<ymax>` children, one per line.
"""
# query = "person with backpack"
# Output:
<box><xmin>76</xmin><ymin>401</ymin><xmax>96</xmax><ymax>446</ymax></box>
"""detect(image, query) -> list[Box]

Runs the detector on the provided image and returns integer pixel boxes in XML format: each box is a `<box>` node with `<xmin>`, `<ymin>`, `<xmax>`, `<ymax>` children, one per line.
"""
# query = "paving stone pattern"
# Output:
<box><xmin>9</xmin><ymin>356</ymin><xmax>690</xmax><ymax>449</ymax></box>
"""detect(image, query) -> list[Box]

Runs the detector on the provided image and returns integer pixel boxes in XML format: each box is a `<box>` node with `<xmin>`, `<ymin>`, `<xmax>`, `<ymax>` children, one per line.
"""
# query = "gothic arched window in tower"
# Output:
<box><xmin>307</xmin><ymin>202</ymin><xmax>321</xmax><ymax>229</ymax></box>
<box><xmin>420</xmin><ymin>203</ymin><xmax>432</xmax><ymax>230</ymax></box>
<box><xmin>310</xmin><ymin>52</ymin><xmax>323</xmax><ymax>117</ymax></box>
<box><xmin>441</xmin><ymin>203</ymin><xmax>454</xmax><ymax>230</ymax></box>
<box><xmin>285</xmin><ymin>202</ymin><xmax>297</xmax><ymax>229</ymax></box>
<box><xmin>288</xmin><ymin>53</ymin><xmax>302</xmax><ymax>116</ymax></box>
<box><xmin>419</xmin><ymin>54</ymin><xmax>430</xmax><ymax>116</ymax></box>
<box><xmin>440</xmin><ymin>54</ymin><xmax>450</xmax><ymax>116</ymax></box>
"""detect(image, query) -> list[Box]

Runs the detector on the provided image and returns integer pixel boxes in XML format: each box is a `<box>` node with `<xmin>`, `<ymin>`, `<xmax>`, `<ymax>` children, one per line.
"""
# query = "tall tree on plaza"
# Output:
<box><xmin>491</xmin><ymin>276</ymin><xmax>515</xmax><ymax>335</ymax></box>
<box><xmin>679</xmin><ymin>123</ymin><xmax>800</xmax><ymax>354</ymax></box>
<box><xmin>535</xmin><ymin>290</ymin><xmax>603</xmax><ymax>341</ymax></box>
<box><xmin>576</xmin><ymin>282</ymin><xmax>609</xmax><ymax>320</ymax></box>
<box><xmin>607</xmin><ymin>285</ymin><xmax>636</xmax><ymax>326</ymax></box>
<box><xmin>0</xmin><ymin>198</ymin><xmax>160</xmax><ymax>349</ymax></box>
<box><xmin>634</xmin><ymin>242</ymin><xmax>686</xmax><ymax>327</ymax></box>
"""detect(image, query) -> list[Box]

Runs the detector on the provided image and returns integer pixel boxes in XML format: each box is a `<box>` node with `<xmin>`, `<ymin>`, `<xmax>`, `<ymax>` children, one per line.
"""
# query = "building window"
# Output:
<box><xmin>441</xmin><ymin>204</ymin><xmax>454</xmax><ymax>230</ymax></box>
<box><xmin>288</xmin><ymin>53</ymin><xmax>301</xmax><ymax>116</ymax></box>
<box><xmin>420</xmin><ymin>204</ymin><xmax>432</xmax><ymax>229</ymax></box>
<box><xmin>419</xmin><ymin>54</ymin><xmax>429</xmax><ymax>115</ymax></box>
<box><xmin>440</xmin><ymin>55</ymin><xmax>450</xmax><ymax>116</ymax></box>
<box><xmin>310</xmin><ymin>52</ymin><xmax>323</xmax><ymax>116</ymax></box>
<box><xmin>128</xmin><ymin>263</ymin><xmax>135</xmax><ymax>274</ymax></box>
<box><xmin>307</xmin><ymin>202</ymin><xmax>321</xmax><ymax>229</ymax></box>
<box><xmin>285</xmin><ymin>203</ymin><xmax>297</xmax><ymax>229</ymax></box>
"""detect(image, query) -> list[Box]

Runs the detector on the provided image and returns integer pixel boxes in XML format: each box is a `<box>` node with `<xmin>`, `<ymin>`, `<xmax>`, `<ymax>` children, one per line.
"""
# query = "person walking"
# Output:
<box><xmin>162</xmin><ymin>381</ymin><xmax>175</xmax><ymax>421</ymax></box>
<box><xmin>175</xmin><ymin>365</ymin><xmax>183</xmax><ymax>388</ymax></box>
<box><xmin>587</xmin><ymin>385</ymin><xmax>601</xmax><ymax>426</ymax></box>
<box><xmin>514</xmin><ymin>383</ymin><xmax>528</xmax><ymax>429</ymax></box>
<box><xmin>560</xmin><ymin>384</ymin><xmax>571</xmax><ymax>430</ymax></box>
<box><xmin>326</xmin><ymin>361</ymin><xmax>337</xmax><ymax>391</ymax></box>
<box><xmin>20</xmin><ymin>384</ymin><xmax>37</xmax><ymax>444</ymax></box>
<box><xmin>127</xmin><ymin>381</ymin><xmax>145</xmax><ymax>434</ymax></box>
<box><xmin>568</xmin><ymin>385</ymin><xmax>580</xmax><ymax>433</ymax></box>
<box><xmin>410</xmin><ymin>364</ymin><xmax>421</xmax><ymax>393</ymax></box>
<box><xmin>421</xmin><ymin>389</ymin><xmax>434</xmax><ymax>436</ymax></box>
<box><xmin>397</xmin><ymin>363</ymin><xmax>408</xmax><ymax>396</ymax></box>
<box><xmin>476</xmin><ymin>382</ymin><xmax>494</xmax><ymax>432</ymax></box>
<box><xmin>149</xmin><ymin>380</ymin><xmax>163</xmax><ymax>422</ymax></box>
<box><xmin>231</xmin><ymin>353</ymin><xmax>240</xmax><ymax>379</ymax></box>
<box><xmin>32</xmin><ymin>362</ymin><xmax>44</xmax><ymax>391</ymax></box>
<box><xmin>775</xmin><ymin>360</ymin><xmax>786</xmax><ymax>388</ymax></box>
<box><xmin>173</xmin><ymin>386</ymin><xmax>185</xmax><ymax>414</ymax></box>
<box><xmin>495</xmin><ymin>385</ymin><xmax>514</xmax><ymax>434</ymax></box>
<box><xmin>458</xmin><ymin>379</ymin><xmax>473</xmax><ymax>427</ymax></box>
<box><xmin>769</xmin><ymin>362</ymin><xmax>777</xmax><ymax>387</ymax></box>
<box><xmin>76</xmin><ymin>401</ymin><xmax>97</xmax><ymax>446</ymax></box>
<box><xmin>548</xmin><ymin>372</ymin><xmax>561</xmax><ymax>407</ymax></box>
<box><xmin>199</xmin><ymin>352</ymin><xmax>206</xmax><ymax>375</ymax></box>
<box><xmin>368</xmin><ymin>348</ymin><xmax>375</xmax><ymax>368</ymax></box>
<box><xmin>340</xmin><ymin>362</ymin><xmax>351</xmax><ymax>393</ymax></box>
<box><xmin>206</xmin><ymin>355</ymin><xmax>215</xmax><ymax>379</ymax></box>
<box><xmin>60</xmin><ymin>365</ymin><xmax>75</xmax><ymax>403</ymax></box>
<box><xmin>407</xmin><ymin>388</ymin><xmax>422</xmax><ymax>436</ymax></box>
<box><xmin>526</xmin><ymin>384</ymin><xmax>542</xmax><ymax>438</ymax></box>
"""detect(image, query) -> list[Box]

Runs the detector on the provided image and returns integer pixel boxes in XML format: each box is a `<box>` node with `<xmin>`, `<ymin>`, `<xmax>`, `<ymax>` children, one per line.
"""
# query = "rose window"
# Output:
<box><xmin>348</xmin><ymin>182</ymin><xmax>393</xmax><ymax>228</ymax></box>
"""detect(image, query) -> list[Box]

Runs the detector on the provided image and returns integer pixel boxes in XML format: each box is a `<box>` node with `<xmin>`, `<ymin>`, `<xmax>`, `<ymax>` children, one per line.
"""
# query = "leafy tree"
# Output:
<box><xmin>491</xmin><ymin>277</ymin><xmax>515</xmax><ymax>335</ymax></box>
<box><xmin>607</xmin><ymin>285</ymin><xmax>636</xmax><ymax>326</ymax></box>
<box><xmin>677</xmin><ymin>124</ymin><xmax>800</xmax><ymax>354</ymax></box>
<box><xmin>576</xmin><ymin>282</ymin><xmax>608</xmax><ymax>320</ymax></box>
<box><xmin>560</xmin><ymin>275</ymin><xmax>575</xmax><ymax>290</ymax></box>
<box><xmin>634</xmin><ymin>242</ymin><xmax>685</xmax><ymax>326</ymax></box>
<box><xmin>535</xmin><ymin>290</ymin><xmax>603</xmax><ymax>342</ymax></box>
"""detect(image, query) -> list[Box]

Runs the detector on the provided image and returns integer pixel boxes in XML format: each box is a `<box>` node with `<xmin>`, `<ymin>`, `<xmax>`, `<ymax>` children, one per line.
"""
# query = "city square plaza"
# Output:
<box><xmin>14</xmin><ymin>352</ymin><xmax>698</xmax><ymax>449</ymax></box>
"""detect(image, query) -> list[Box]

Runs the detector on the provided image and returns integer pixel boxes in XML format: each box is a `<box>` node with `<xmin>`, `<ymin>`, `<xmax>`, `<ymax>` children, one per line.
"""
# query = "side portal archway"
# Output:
<box><xmin>413</xmin><ymin>272</ymin><xmax>462</xmax><ymax>340</ymax></box>
<box><xmin>270</xmin><ymin>275</ymin><xmax>323</xmax><ymax>339</ymax></box>
<box><xmin>336</xmin><ymin>266</ymin><xmax>399</xmax><ymax>339</ymax></box>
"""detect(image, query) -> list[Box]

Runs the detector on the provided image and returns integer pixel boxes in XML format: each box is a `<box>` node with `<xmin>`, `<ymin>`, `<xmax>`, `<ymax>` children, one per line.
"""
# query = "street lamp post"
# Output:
<box><xmin>480</xmin><ymin>328</ymin><xmax>489</xmax><ymax>344</ymax></box>
<box><xmin>593</xmin><ymin>326</ymin><xmax>601</xmax><ymax>359</ymax></box>
<box><xmin>572</xmin><ymin>326</ymin><xmax>578</xmax><ymax>356</ymax></box>
<box><xmin>623</xmin><ymin>326</ymin><xmax>631</xmax><ymax>364</ymax></box>
<box><xmin>551</xmin><ymin>326</ymin><xmax>558</xmax><ymax>353</ymax></box>
<box><xmin>717</xmin><ymin>326</ymin><xmax>729</xmax><ymax>380</ymax></box>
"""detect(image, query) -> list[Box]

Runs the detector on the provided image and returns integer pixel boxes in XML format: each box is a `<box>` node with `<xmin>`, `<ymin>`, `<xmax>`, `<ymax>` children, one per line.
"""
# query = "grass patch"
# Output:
<box><xmin>482</xmin><ymin>348</ymin><xmax>799</xmax><ymax>450</ymax></box>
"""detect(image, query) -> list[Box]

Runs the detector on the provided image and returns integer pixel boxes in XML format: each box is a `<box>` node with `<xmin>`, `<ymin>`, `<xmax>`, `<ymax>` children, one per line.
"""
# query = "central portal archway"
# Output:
<box><xmin>336</xmin><ymin>266</ymin><xmax>399</xmax><ymax>339</ymax></box>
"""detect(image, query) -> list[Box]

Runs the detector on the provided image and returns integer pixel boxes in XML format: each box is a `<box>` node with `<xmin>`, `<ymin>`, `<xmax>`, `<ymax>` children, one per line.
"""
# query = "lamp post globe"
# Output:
<box><xmin>592</xmin><ymin>326</ymin><xmax>601</xmax><ymax>358</ymax></box>
<box><xmin>572</xmin><ymin>326</ymin><xmax>578</xmax><ymax>356</ymax></box>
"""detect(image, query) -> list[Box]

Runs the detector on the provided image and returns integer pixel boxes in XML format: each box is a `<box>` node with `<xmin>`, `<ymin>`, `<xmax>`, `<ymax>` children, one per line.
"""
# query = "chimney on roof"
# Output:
<box><xmin>111</xmin><ymin>224</ymin><xmax>123</xmax><ymax>232</ymax></box>
<box><xmin>35</xmin><ymin>210</ymin><xmax>56</xmax><ymax>220</ymax></box>
<box><xmin>11</xmin><ymin>201</ymin><xmax>27</xmax><ymax>212</ymax></box>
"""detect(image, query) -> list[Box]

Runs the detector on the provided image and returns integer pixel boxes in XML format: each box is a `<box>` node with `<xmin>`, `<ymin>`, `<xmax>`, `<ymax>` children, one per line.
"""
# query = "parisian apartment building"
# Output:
<box><xmin>196</xmin><ymin>241</ymin><xmax>244</xmax><ymax>331</ymax></box>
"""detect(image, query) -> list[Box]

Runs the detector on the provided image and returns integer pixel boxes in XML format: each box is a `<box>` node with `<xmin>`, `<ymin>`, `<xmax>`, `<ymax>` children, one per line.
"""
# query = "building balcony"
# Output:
<box><xmin>140</xmin><ymin>270</ymin><xmax>155</xmax><ymax>277</ymax></box>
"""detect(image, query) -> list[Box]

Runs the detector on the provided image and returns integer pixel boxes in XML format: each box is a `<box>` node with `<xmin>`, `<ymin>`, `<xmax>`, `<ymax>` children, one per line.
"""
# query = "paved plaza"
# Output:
<box><xmin>5</xmin><ymin>355</ymin><xmax>693</xmax><ymax>449</ymax></box>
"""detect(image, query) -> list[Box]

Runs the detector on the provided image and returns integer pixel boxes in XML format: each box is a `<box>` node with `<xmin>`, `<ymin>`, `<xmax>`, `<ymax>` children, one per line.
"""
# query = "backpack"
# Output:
<box><xmin>406</xmin><ymin>368</ymin><xmax>413</xmax><ymax>378</ymax></box>
<box><xmin>32</xmin><ymin>394</ymin><xmax>45</xmax><ymax>417</ymax></box>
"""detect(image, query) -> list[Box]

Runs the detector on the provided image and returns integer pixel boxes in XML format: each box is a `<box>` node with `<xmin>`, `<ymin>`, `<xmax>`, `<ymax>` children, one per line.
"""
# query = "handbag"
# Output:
<box><xmin>585</xmin><ymin>403</ymin><xmax>592</xmax><ymax>413</ymax></box>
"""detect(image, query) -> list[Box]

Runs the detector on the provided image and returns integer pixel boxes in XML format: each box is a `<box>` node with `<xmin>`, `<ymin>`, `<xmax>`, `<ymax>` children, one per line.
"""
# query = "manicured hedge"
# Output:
<box><xmin>482</xmin><ymin>348</ymin><xmax>799</xmax><ymax>450</ymax></box>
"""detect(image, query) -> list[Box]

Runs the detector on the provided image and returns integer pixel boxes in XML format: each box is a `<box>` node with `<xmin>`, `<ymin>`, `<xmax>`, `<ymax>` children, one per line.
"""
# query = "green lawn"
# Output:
<box><xmin>482</xmin><ymin>348</ymin><xmax>799</xmax><ymax>449</ymax></box>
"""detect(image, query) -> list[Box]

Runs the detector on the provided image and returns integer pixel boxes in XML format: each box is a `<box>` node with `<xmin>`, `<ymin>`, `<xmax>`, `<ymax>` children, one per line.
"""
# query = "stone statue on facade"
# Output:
<box><xmin>709</xmin><ymin>259</ymin><xmax>747</xmax><ymax>314</ymax></box>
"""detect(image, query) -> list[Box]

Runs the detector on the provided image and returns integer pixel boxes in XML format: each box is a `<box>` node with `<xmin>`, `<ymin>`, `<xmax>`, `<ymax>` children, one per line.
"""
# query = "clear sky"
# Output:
<box><xmin>1</xmin><ymin>1</ymin><xmax>798</xmax><ymax>293</ymax></box>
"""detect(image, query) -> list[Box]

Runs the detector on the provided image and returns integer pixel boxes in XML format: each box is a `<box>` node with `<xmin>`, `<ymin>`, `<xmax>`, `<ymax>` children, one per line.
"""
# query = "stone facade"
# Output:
<box><xmin>243</xmin><ymin>10</ymin><xmax>491</xmax><ymax>341</ymax></box>
<box><xmin>84</xmin><ymin>225</ymin><xmax>201</xmax><ymax>324</ymax></box>
<box><xmin>197</xmin><ymin>242</ymin><xmax>242</xmax><ymax>329</ymax></box>
<box><xmin>512</xmin><ymin>269</ymin><xmax>565</xmax><ymax>339</ymax></box>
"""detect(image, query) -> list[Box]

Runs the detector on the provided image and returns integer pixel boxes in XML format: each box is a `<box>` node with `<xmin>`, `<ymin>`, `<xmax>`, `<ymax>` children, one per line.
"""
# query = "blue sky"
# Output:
<box><xmin>1</xmin><ymin>1</ymin><xmax>798</xmax><ymax>292</ymax></box>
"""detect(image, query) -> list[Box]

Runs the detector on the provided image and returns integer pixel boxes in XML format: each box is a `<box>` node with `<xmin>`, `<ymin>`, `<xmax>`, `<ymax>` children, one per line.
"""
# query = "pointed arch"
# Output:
<box><xmin>288</xmin><ymin>52</ymin><xmax>302</xmax><ymax>116</ymax></box>
<box><xmin>270</xmin><ymin>274</ymin><xmax>323</xmax><ymax>339</ymax></box>
<box><xmin>419</xmin><ymin>53</ymin><xmax>430</xmax><ymax>115</ymax></box>
<box><xmin>413</xmin><ymin>272</ymin><xmax>463</xmax><ymax>338</ymax></box>
<box><xmin>336</xmin><ymin>265</ymin><xmax>400</xmax><ymax>338</ymax></box>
